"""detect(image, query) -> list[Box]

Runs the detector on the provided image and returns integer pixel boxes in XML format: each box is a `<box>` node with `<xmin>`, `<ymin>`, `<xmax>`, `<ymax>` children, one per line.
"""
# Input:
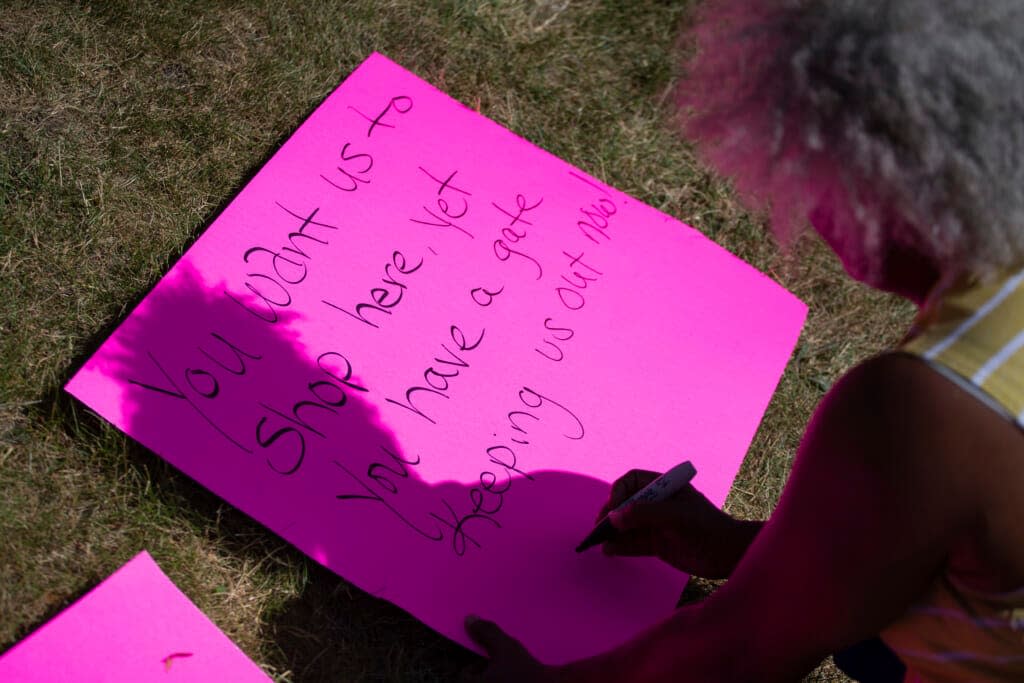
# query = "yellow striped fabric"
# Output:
<box><xmin>902</xmin><ymin>268</ymin><xmax>1024</xmax><ymax>424</ymax></box>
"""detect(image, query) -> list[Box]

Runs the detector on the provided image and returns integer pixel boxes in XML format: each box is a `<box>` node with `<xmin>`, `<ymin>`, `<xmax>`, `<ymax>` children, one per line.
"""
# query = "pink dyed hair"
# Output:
<box><xmin>678</xmin><ymin>0</ymin><xmax>1024</xmax><ymax>282</ymax></box>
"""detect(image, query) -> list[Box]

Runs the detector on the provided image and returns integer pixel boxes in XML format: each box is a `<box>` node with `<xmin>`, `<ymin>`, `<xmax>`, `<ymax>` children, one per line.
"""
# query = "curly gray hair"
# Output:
<box><xmin>679</xmin><ymin>0</ymin><xmax>1024</xmax><ymax>282</ymax></box>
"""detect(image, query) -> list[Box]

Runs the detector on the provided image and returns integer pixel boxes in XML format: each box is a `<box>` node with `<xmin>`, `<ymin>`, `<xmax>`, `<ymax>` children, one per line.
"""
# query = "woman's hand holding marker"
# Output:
<box><xmin>598</xmin><ymin>468</ymin><xmax>762</xmax><ymax>580</ymax></box>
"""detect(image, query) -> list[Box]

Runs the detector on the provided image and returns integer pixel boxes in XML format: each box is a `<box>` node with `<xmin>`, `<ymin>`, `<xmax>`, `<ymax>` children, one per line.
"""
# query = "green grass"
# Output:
<box><xmin>0</xmin><ymin>1</ymin><xmax>915</xmax><ymax>680</ymax></box>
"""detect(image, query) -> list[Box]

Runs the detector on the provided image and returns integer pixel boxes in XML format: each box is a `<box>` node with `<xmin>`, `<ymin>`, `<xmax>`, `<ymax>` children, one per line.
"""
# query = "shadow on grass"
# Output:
<box><xmin>266</xmin><ymin>558</ymin><xmax>477</xmax><ymax>683</ymax></box>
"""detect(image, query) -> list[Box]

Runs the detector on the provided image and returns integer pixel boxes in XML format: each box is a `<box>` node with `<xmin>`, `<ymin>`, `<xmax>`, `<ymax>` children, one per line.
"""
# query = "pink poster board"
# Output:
<box><xmin>0</xmin><ymin>551</ymin><xmax>270</xmax><ymax>682</ymax></box>
<box><xmin>65</xmin><ymin>53</ymin><xmax>806</xmax><ymax>663</ymax></box>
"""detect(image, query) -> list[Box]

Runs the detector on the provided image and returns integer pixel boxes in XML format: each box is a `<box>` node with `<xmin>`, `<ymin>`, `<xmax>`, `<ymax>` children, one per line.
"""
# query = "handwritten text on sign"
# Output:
<box><xmin>66</xmin><ymin>53</ymin><xmax>806</xmax><ymax>663</ymax></box>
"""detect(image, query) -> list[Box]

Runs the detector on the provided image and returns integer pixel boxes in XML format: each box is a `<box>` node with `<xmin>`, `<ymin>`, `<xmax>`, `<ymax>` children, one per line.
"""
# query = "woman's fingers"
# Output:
<box><xmin>602</xmin><ymin>501</ymin><xmax>681</xmax><ymax>558</ymax></box>
<box><xmin>609</xmin><ymin>500</ymin><xmax>674</xmax><ymax>531</ymax></box>
<box><xmin>609</xmin><ymin>469</ymin><xmax>661</xmax><ymax>507</ymax></box>
<box><xmin>465</xmin><ymin>615</ymin><xmax>526</xmax><ymax>660</ymax></box>
<box><xmin>464</xmin><ymin>615</ymin><xmax>549</xmax><ymax>682</ymax></box>
<box><xmin>602</xmin><ymin>529</ymin><xmax>657</xmax><ymax>557</ymax></box>
<box><xmin>596</xmin><ymin>469</ymin><xmax>661</xmax><ymax>522</ymax></box>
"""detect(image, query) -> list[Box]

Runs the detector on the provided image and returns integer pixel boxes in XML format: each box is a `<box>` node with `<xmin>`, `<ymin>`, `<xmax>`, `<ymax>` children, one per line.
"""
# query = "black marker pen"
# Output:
<box><xmin>575</xmin><ymin>461</ymin><xmax>698</xmax><ymax>553</ymax></box>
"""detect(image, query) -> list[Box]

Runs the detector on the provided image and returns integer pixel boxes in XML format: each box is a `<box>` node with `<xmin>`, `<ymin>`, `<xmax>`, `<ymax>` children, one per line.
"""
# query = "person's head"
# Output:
<box><xmin>678</xmin><ymin>0</ymin><xmax>1024</xmax><ymax>304</ymax></box>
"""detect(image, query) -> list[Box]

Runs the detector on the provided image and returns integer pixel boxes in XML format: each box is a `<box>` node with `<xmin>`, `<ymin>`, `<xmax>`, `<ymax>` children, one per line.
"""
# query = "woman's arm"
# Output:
<box><xmin>472</xmin><ymin>354</ymin><xmax>989</xmax><ymax>682</ymax></box>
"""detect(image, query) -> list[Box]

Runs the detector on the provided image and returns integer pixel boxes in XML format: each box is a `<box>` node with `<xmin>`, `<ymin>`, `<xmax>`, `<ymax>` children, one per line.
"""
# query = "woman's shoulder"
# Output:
<box><xmin>838</xmin><ymin>350</ymin><xmax>1020</xmax><ymax>420</ymax></box>
<box><xmin>822</xmin><ymin>352</ymin><xmax>973</xmax><ymax>430</ymax></box>
<box><xmin>835</xmin><ymin>351</ymin><xmax>1024</xmax><ymax>532</ymax></box>
<box><xmin>822</xmin><ymin>352</ymin><xmax>1024</xmax><ymax>582</ymax></box>
<box><xmin>818</xmin><ymin>351</ymin><xmax>1024</xmax><ymax>473</ymax></box>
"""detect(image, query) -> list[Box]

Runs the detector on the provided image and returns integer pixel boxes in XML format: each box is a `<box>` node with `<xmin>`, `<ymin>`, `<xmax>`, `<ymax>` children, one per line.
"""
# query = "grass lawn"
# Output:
<box><xmin>0</xmin><ymin>1</ymin><xmax>915</xmax><ymax>680</ymax></box>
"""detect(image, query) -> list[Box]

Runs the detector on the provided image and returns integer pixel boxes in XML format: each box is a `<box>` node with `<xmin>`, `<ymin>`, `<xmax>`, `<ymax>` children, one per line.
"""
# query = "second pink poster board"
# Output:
<box><xmin>0</xmin><ymin>552</ymin><xmax>270</xmax><ymax>682</ymax></box>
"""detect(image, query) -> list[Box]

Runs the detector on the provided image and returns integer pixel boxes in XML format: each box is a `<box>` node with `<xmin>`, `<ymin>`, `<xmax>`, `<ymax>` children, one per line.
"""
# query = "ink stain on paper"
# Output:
<box><xmin>162</xmin><ymin>652</ymin><xmax>193</xmax><ymax>671</ymax></box>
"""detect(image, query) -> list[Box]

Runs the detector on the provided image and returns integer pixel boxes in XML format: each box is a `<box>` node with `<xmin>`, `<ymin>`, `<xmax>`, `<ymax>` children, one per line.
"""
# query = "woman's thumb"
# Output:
<box><xmin>608</xmin><ymin>501</ymin><xmax>666</xmax><ymax>531</ymax></box>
